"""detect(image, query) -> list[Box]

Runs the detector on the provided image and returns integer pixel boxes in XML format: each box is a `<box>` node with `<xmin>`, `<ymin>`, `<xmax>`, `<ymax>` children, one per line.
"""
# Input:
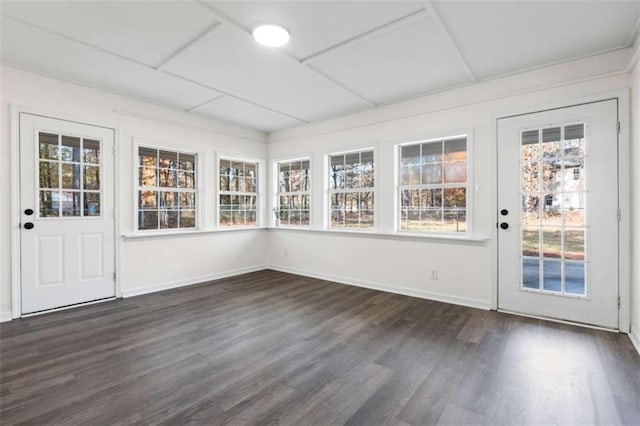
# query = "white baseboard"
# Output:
<box><xmin>629</xmin><ymin>327</ymin><xmax>640</xmax><ymax>356</ymax></box>
<box><xmin>0</xmin><ymin>311</ymin><xmax>13</xmax><ymax>323</ymax></box>
<box><xmin>267</xmin><ymin>264</ymin><xmax>491</xmax><ymax>310</ymax></box>
<box><xmin>121</xmin><ymin>265</ymin><xmax>269</xmax><ymax>298</ymax></box>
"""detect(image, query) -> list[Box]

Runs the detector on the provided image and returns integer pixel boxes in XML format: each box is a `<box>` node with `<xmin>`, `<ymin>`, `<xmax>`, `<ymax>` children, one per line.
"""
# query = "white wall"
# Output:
<box><xmin>0</xmin><ymin>66</ymin><xmax>269</xmax><ymax>319</ymax></box>
<box><xmin>267</xmin><ymin>51</ymin><xmax>634</xmax><ymax>317</ymax></box>
<box><xmin>631</xmin><ymin>62</ymin><xmax>640</xmax><ymax>346</ymax></box>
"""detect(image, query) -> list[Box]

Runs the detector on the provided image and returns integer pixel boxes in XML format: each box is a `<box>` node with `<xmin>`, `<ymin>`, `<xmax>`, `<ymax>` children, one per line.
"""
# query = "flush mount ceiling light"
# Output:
<box><xmin>252</xmin><ymin>24</ymin><xmax>290</xmax><ymax>47</ymax></box>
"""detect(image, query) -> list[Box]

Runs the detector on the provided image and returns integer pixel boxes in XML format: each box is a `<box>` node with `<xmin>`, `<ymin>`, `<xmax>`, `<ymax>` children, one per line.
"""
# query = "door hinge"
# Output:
<box><xmin>616</xmin><ymin>121</ymin><xmax>621</xmax><ymax>134</ymax></box>
<box><xmin>617</xmin><ymin>208</ymin><xmax>622</xmax><ymax>222</ymax></box>
<box><xmin>113</xmin><ymin>271</ymin><xmax>116</xmax><ymax>281</ymax></box>
<box><xmin>618</xmin><ymin>296</ymin><xmax>621</xmax><ymax>309</ymax></box>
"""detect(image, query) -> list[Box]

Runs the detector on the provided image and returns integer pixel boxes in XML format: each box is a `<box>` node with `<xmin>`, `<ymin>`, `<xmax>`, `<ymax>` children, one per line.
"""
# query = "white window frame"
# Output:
<box><xmin>396</xmin><ymin>133</ymin><xmax>473</xmax><ymax>235</ymax></box>
<box><xmin>326</xmin><ymin>147</ymin><xmax>376</xmax><ymax>230</ymax></box>
<box><xmin>217</xmin><ymin>155</ymin><xmax>260</xmax><ymax>228</ymax></box>
<box><xmin>133</xmin><ymin>140</ymin><xmax>201</xmax><ymax>234</ymax></box>
<box><xmin>274</xmin><ymin>157</ymin><xmax>312</xmax><ymax>227</ymax></box>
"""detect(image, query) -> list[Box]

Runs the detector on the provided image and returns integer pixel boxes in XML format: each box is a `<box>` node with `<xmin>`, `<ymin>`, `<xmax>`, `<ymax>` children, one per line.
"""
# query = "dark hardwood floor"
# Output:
<box><xmin>1</xmin><ymin>270</ymin><xmax>639</xmax><ymax>425</ymax></box>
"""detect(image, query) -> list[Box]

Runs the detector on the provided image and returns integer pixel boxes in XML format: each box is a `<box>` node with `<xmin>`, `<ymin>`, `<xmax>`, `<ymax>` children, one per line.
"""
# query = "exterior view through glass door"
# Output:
<box><xmin>19</xmin><ymin>113</ymin><xmax>115</xmax><ymax>314</ymax></box>
<box><xmin>497</xmin><ymin>100</ymin><xmax>619</xmax><ymax>329</ymax></box>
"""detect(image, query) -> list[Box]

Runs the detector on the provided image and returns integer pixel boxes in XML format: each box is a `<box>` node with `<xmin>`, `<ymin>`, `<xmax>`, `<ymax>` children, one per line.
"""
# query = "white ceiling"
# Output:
<box><xmin>1</xmin><ymin>1</ymin><xmax>639</xmax><ymax>133</ymax></box>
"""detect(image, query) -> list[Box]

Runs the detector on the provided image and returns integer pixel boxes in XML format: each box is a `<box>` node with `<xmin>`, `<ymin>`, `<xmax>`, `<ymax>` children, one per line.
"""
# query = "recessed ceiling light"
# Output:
<box><xmin>252</xmin><ymin>24</ymin><xmax>290</xmax><ymax>47</ymax></box>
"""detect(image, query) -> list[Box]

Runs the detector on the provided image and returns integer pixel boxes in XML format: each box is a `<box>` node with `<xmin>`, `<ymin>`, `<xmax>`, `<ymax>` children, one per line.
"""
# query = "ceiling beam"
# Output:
<box><xmin>195</xmin><ymin>0</ymin><xmax>376</xmax><ymax>107</ymax></box>
<box><xmin>162</xmin><ymin>70</ymin><xmax>308</xmax><ymax>123</ymax></box>
<box><xmin>185</xmin><ymin>94</ymin><xmax>225</xmax><ymax>112</ymax></box>
<box><xmin>300</xmin><ymin>9</ymin><xmax>428</xmax><ymax>65</ymax></box>
<box><xmin>155</xmin><ymin>20</ymin><xmax>223</xmax><ymax>71</ymax></box>
<box><xmin>422</xmin><ymin>1</ymin><xmax>477</xmax><ymax>83</ymax></box>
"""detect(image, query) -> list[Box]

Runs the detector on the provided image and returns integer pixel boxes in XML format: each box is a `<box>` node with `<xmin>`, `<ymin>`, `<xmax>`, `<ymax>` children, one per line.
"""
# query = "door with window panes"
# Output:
<box><xmin>20</xmin><ymin>113</ymin><xmax>115</xmax><ymax>314</ymax></box>
<box><xmin>497</xmin><ymin>100</ymin><xmax>619</xmax><ymax>328</ymax></box>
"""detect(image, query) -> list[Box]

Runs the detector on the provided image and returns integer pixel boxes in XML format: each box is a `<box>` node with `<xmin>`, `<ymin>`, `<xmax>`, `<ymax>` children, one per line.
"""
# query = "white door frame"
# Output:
<box><xmin>493</xmin><ymin>89</ymin><xmax>631</xmax><ymax>333</ymax></box>
<box><xmin>10</xmin><ymin>104</ymin><xmax>122</xmax><ymax>319</ymax></box>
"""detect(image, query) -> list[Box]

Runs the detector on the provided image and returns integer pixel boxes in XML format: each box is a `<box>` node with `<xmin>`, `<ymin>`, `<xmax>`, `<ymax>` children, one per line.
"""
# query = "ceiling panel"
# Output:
<box><xmin>209</xmin><ymin>1</ymin><xmax>424</xmax><ymax>59</ymax></box>
<box><xmin>1</xmin><ymin>0</ymin><xmax>217</xmax><ymax>67</ymax></box>
<box><xmin>163</xmin><ymin>25</ymin><xmax>371</xmax><ymax>122</ymax></box>
<box><xmin>433</xmin><ymin>0</ymin><xmax>638</xmax><ymax>79</ymax></box>
<box><xmin>192</xmin><ymin>96</ymin><xmax>303</xmax><ymax>132</ymax></box>
<box><xmin>1</xmin><ymin>17</ymin><xmax>221</xmax><ymax>110</ymax></box>
<box><xmin>311</xmin><ymin>14</ymin><xmax>471</xmax><ymax>105</ymax></box>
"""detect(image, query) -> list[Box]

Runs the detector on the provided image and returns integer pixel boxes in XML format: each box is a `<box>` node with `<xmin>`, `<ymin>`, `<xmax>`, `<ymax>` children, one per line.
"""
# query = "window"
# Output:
<box><xmin>219</xmin><ymin>158</ymin><xmax>258</xmax><ymax>227</ymax></box>
<box><xmin>38</xmin><ymin>132</ymin><xmax>101</xmax><ymax>218</ymax></box>
<box><xmin>277</xmin><ymin>159</ymin><xmax>310</xmax><ymax>226</ymax></box>
<box><xmin>138</xmin><ymin>146</ymin><xmax>196</xmax><ymax>231</ymax></box>
<box><xmin>328</xmin><ymin>149</ymin><xmax>374</xmax><ymax>228</ymax></box>
<box><xmin>399</xmin><ymin>136</ymin><xmax>468</xmax><ymax>233</ymax></box>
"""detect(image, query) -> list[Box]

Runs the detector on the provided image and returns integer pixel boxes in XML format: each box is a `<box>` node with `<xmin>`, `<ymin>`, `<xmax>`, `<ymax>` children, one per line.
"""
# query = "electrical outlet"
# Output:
<box><xmin>431</xmin><ymin>269</ymin><xmax>438</xmax><ymax>280</ymax></box>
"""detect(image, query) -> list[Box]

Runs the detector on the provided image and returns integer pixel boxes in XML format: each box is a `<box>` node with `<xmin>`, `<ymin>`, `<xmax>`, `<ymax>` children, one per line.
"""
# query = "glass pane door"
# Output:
<box><xmin>520</xmin><ymin>123</ymin><xmax>587</xmax><ymax>296</ymax></box>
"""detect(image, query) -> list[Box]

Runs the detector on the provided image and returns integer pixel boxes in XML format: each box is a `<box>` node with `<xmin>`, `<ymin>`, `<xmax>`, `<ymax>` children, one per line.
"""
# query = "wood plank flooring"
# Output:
<box><xmin>1</xmin><ymin>270</ymin><xmax>639</xmax><ymax>425</ymax></box>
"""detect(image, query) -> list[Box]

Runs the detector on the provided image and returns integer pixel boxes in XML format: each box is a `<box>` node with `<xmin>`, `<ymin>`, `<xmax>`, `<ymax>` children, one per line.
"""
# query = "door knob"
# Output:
<box><xmin>23</xmin><ymin>222</ymin><xmax>34</xmax><ymax>230</ymax></box>
<box><xmin>500</xmin><ymin>222</ymin><xmax>509</xmax><ymax>230</ymax></box>
<box><xmin>24</xmin><ymin>208</ymin><xmax>34</xmax><ymax>216</ymax></box>
<box><xmin>500</xmin><ymin>209</ymin><xmax>508</xmax><ymax>216</ymax></box>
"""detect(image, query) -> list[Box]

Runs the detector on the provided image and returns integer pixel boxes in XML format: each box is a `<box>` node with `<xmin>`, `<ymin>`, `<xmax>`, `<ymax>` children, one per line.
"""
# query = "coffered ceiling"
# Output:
<box><xmin>2</xmin><ymin>1</ymin><xmax>638</xmax><ymax>133</ymax></box>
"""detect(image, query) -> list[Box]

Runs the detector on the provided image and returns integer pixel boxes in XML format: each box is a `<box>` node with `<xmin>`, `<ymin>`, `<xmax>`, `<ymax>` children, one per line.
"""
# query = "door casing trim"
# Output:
<box><xmin>493</xmin><ymin>89</ymin><xmax>631</xmax><ymax>333</ymax></box>
<box><xmin>10</xmin><ymin>105</ymin><xmax>121</xmax><ymax>319</ymax></box>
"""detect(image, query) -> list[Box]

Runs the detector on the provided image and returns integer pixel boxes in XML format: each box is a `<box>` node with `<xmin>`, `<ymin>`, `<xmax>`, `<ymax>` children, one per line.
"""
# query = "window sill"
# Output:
<box><xmin>268</xmin><ymin>226</ymin><xmax>489</xmax><ymax>243</ymax></box>
<box><xmin>122</xmin><ymin>226</ymin><xmax>267</xmax><ymax>239</ymax></box>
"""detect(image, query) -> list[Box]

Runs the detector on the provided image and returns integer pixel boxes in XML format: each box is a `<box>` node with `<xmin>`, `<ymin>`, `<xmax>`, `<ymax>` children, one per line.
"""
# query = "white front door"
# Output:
<box><xmin>497</xmin><ymin>100</ymin><xmax>619</xmax><ymax>329</ymax></box>
<box><xmin>19</xmin><ymin>113</ymin><xmax>115</xmax><ymax>314</ymax></box>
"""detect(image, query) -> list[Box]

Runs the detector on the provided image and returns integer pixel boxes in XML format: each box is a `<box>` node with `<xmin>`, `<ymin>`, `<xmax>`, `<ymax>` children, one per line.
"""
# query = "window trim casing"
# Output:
<box><xmin>216</xmin><ymin>153</ymin><xmax>262</xmax><ymax>229</ymax></box>
<box><xmin>132</xmin><ymin>138</ymin><xmax>202</xmax><ymax>234</ymax></box>
<box><xmin>273</xmin><ymin>155</ymin><xmax>312</xmax><ymax>228</ymax></box>
<box><xmin>395</xmin><ymin>132</ymin><xmax>474</xmax><ymax>236</ymax></box>
<box><xmin>325</xmin><ymin>147</ymin><xmax>377</xmax><ymax>231</ymax></box>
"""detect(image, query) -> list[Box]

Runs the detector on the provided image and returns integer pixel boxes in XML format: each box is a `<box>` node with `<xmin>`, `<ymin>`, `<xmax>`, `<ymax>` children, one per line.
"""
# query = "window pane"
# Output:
<box><xmin>39</xmin><ymin>190</ymin><xmax>58</xmax><ymax>217</ymax></box>
<box><xmin>421</xmin><ymin>142</ymin><xmax>441</xmax><ymax>164</ymax></box>
<box><xmin>444</xmin><ymin>138</ymin><xmax>466</xmax><ymax>162</ymax></box>
<box><xmin>360</xmin><ymin>211</ymin><xmax>374</xmax><ymax>228</ymax></box>
<box><xmin>83</xmin><ymin>139</ymin><xmax>100</xmax><ymax>164</ymax></box>
<box><xmin>421</xmin><ymin>188</ymin><xmax>442</xmax><ymax>208</ymax></box>
<box><xmin>159</xmin><ymin>169</ymin><xmax>177</xmax><ymax>188</ymax></box>
<box><xmin>444</xmin><ymin>161</ymin><xmax>466</xmax><ymax>183</ymax></box>
<box><xmin>179</xmin><ymin>192</ymin><xmax>195</xmax><ymax>210</ymax></box>
<box><xmin>564</xmin><ymin>229</ymin><xmax>585</xmax><ymax>261</ymax></box>
<box><xmin>543</xmin><ymin>259</ymin><xmax>562</xmax><ymax>291</ymax></box>
<box><xmin>522</xmin><ymin>195</ymin><xmax>540</xmax><ymax>225</ymax></box>
<box><xmin>139</xmin><ymin>190</ymin><xmax>157</xmax><ymax>209</ymax></box>
<box><xmin>84</xmin><ymin>166</ymin><xmax>100</xmax><ymax>190</ymax></box>
<box><xmin>521</xmin><ymin>162</ymin><xmax>540</xmax><ymax>193</ymax></box>
<box><xmin>521</xmin><ymin>130</ymin><xmax>539</xmax><ymax>163</ymax></box>
<box><xmin>139</xmin><ymin>167</ymin><xmax>156</xmax><ymax>187</ymax></box>
<box><xmin>422</xmin><ymin>163</ymin><xmax>442</xmax><ymax>185</ymax></box>
<box><xmin>84</xmin><ymin>192</ymin><xmax>100</xmax><ymax>216</ymax></box>
<box><xmin>61</xmin><ymin>164</ymin><xmax>81</xmax><ymax>189</ymax></box>
<box><xmin>160</xmin><ymin>210</ymin><xmax>179</xmax><ymax>229</ymax></box>
<box><xmin>522</xmin><ymin>258</ymin><xmax>540</xmax><ymax>289</ymax></box>
<box><xmin>39</xmin><ymin>161</ymin><xmax>59</xmax><ymax>189</ymax></box>
<box><xmin>522</xmin><ymin>226</ymin><xmax>540</xmax><ymax>257</ymax></box>
<box><xmin>39</xmin><ymin>133</ymin><xmax>59</xmax><ymax>160</ymax></box>
<box><xmin>139</xmin><ymin>147</ymin><xmax>157</xmax><ymax>167</ymax></box>
<box><xmin>401</xmin><ymin>144</ymin><xmax>420</xmax><ymax>167</ymax></box>
<box><xmin>139</xmin><ymin>210</ymin><xmax>159</xmax><ymax>230</ymax></box>
<box><xmin>541</xmin><ymin>161</ymin><xmax>561</xmax><ymax>193</ymax></box>
<box><xmin>542</xmin><ymin>127</ymin><xmax>561</xmax><ymax>159</ymax></box>
<box><xmin>542</xmin><ymin>194</ymin><xmax>562</xmax><ymax>225</ymax></box>
<box><xmin>443</xmin><ymin>187</ymin><xmax>466</xmax><ymax>208</ymax></box>
<box><xmin>329</xmin><ymin>155</ymin><xmax>345</xmax><ymax>190</ymax></box>
<box><xmin>542</xmin><ymin>227</ymin><xmax>562</xmax><ymax>258</ymax></box>
<box><xmin>61</xmin><ymin>136</ymin><xmax>81</xmax><ymax>162</ymax></box>
<box><xmin>565</xmin><ymin>262</ymin><xmax>585</xmax><ymax>295</ymax></box>
<box><xmin>159</xmin><ymin>191</ymin><xmax>177</xmax><ymax>209</ymax></box>
<box><xmin>421</xmin><ymin>209</ymin><xmax>442</xmax><ymax>231</ymax></box>
<box><xmin>159</xmin><ymin>150</ymin><xmax>178</xmax><ymax>169</ymax></box>
<box><xmin>444</xmin><ymin>209</ymin><xmax>465</xmax><ymax>232</ymax></box>
<box><xmin>179</xmin><ymin>153</ymin><xmax>195</xmax><ymax>171</ymax></box>
<box><xmin>180</xmin><ymin>210</ymin><xmax>196</xmax><ymax>228</ymax></box>
<box><xmin>178</xmin><ymin>171</ymin><xmax>195</xmax><ymax>189</ymax></box>
<box><xmin>61</xmin><ymin>191</ymin><xmax>81</xmax><ymax>216</ymax></box>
